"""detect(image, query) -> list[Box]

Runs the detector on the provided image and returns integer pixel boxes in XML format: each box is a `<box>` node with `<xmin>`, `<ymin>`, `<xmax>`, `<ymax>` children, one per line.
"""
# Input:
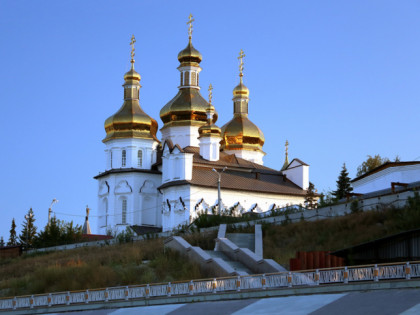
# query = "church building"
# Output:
<box><xmin>94</xmin><ymin>17</ymin><xmax>311</xmax><ymax>233</ymax></box>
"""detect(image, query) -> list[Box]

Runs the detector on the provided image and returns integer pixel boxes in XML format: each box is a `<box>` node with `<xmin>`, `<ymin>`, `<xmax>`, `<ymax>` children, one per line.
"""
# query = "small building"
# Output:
<box><xmin>331</xmin><ymin>229</ymin><xmax>420</xmax><ymax>265</ymax></box>
<box><xmin>0</xmin><ymin>245</ymin><xmax>22</xmax><ymax>259</ymax></box>
<box><xmin>351</xmin><ymin>161</ymin><xmax>420</xmax><ymax>194</ymax></box>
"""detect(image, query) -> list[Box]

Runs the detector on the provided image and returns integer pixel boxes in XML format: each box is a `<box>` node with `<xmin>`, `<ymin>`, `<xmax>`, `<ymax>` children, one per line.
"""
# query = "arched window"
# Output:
<box><xmin>180</xmin><ymin>72</ymin><xmax>183</xmax><ymax>86</ymax></box>
<box><xmin>122</xmin><ymin>199</ymin><xmax>127</xmax><ymax>224</ymax></box>
<box><xmin>185</xmin><ymin>71</ymin><xmax>190</xmax><ymax>85</ymax></box>
<box><xmin>110</xmin><ymin>151</ymin><xmax>113</xmax><ymax>168</ymax></box>
<box><xmin>122</xmin><ymin>150</ymin><xmax>126</xmax><ymax>167</ymax></box>
<box><xmin>137</xmin><ymin>150</ymin><xmax>143</xmax><ymax>168</ymax></box>
<box><xmin>197</xmin><ymin>73</ymin><xmax>199</xmax><ymax>85</ymax></box>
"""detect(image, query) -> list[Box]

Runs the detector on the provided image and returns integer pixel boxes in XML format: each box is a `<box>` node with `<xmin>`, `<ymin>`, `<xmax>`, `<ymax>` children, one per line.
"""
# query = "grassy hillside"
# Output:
<box><xmin>0</xmin><ymin>238</ymin><xmax>212</xmax><ymax>298</ymax></box>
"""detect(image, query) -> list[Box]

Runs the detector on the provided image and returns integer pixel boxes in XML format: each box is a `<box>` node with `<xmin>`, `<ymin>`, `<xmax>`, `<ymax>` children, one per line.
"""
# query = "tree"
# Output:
<box><xmin>356</xmin><ymin>154</ymin><xmax>390</xmax><ymax>177</ymax></box>
<box><xmin>333</xmin><ymin>163</ymin><xmax>353</xmax><ymax>200</ymax></box>
<box><xmin>0</xmin><ymin>237</ymin><xmax>4</xmax><ymax>247</ymax></box>
<box><xmin>33</xmin><ymin>217</ymin><xmax>82</xmax><ymax>248</ymax></box>
<box><xmin>305</xmin><ymin>182</ymin><xmax>317</xmax><ymax>209</ymax></box>
<box><xmin>7</xmin><ymin>218</ymin><xmax>18</xmax><ymax>246</ymax></box>
<box><xmin>19</xmin><ymin>208</ymin><xmax>37</xmax><ymax>249</ymax></box>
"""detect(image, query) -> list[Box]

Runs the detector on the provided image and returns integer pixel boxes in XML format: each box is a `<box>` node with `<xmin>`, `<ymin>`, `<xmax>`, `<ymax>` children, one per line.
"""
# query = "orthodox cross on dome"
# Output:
<box><xmin>208</xmin><ymin>83</ymin><xmax>213</xmax><ymax>105</ymax></box>
<box><xmin>238</xmin><ymin>49</ymin><xmax>245</xmax><ymax>82</ymax></box>
<box><xmin>187</xmin><ymin>13</ymin><xmax>194</xmax><ymax>39</ymax></box>
<box><xmin>285</xmin><ymin>140</ymin><xmax>289</xmax><ymax>156</ymax></box>
<box><xmin>130</xmin><ymin>35</ymin><xmax>136</xmax><ymax>64</ymax></box>
<box><xmin>86</xmin><ymin>205</ymin><xmax>90</xmax><ymax>218</ymax></box>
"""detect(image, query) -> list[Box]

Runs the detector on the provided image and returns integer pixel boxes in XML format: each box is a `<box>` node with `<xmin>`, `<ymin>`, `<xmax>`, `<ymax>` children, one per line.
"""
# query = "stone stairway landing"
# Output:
<box><xmin>226</xmin><ymin>233</ymin><xmax>255</xmax><ymax>252</ymax></box>
<box><xmin>204</xmin><ymin>250</ymin><xmax>252</xmax><ymax>274</ymax></box>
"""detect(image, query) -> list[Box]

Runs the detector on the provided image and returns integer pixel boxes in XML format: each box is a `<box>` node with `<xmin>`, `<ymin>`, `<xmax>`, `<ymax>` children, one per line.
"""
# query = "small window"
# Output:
<box><xmin>180</xmin><ymin>72</ymin><xmax>183</xmax><ymax>86</ymax></box>
<box><xmin>110</xmin><ymin>151</ymin><xmax>113</xmax><ymax>168</ymax></box>
<box><xmin>122</xmin><ymin>199</ymin><xmax>127</xmax><ymax>224</ymax></box>
<box><xmin>122</xmin><ymin>150</ymin><xmax>126</xmax><ymax>167</ymax></box>
<box><xmin>185</xmin><ymin>71</ymin><xmax>190</xmax><ymax>85</ymax></box>
<box><xmin>137</xmin><ymin>150</ymin><xmax>143</xmax><ymax>168</ymax></box>
<box><xmin>197</xmin><ymin>73</ymin><xmax>199</xmax><ymax>85</ymax></box>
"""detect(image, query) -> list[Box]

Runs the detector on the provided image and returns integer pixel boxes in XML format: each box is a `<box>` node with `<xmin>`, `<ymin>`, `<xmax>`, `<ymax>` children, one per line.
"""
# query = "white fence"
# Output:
<box><xmin>0</xmin><ymin>261</ymin><xmax>418</xmax><ymax>312</ymax></box>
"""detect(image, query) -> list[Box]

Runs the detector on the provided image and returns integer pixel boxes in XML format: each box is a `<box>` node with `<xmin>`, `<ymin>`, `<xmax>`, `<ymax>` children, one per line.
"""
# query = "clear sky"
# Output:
<box><xmin>0</xmin><ymin>1</ymin><xmax>419</xmax><ymax>239</ymax></box>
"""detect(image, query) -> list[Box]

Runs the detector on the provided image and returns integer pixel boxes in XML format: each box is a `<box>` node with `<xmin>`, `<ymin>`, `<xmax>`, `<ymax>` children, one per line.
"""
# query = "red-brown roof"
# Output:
<box><xmin>159</xmin><ymin>147</ymin><xmax>307</xmax><ymax>196</ymax></box>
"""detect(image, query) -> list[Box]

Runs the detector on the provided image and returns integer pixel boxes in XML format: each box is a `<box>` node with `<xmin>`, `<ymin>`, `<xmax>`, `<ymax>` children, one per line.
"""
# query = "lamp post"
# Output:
<box><xmin>212</xmin><ymin>167</ymin><xmax>227</xmax><ymax>215</ymax></box>
<box><xmin>48</xmin><ymin>199</ymin><xmax>59</xmax><ymax>227</ymax></box>
<box><xmin>25</xmin><ymin>211</ymin><xmax>33</xmax><ymax>250</ymax></box>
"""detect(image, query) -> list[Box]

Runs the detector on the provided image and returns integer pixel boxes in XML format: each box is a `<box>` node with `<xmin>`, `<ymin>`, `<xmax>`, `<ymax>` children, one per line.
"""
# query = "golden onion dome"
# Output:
<box><xmin>233</xmin><ymin>82</ymin><xmax>250</xmax><ymax>98</ymax></box>
<box><xmin>160</xmin><ymin>88</ymin><xmax>217</xmax><ymax>129</ymax></box>
<box><xmin>104</xmin><ymin>101</ymin><xmax>159</xmax><ymax>143</ymax></box>
<box><xmin>221</xmin><ymin>115</ymin><xmax>265</xmax><ymax>152</ymax></box>
<box><xmin>198</xmin><ymin>123</ymin><xmax>221</xmax><ymax>138</ymax></box>
<box><xmin>178</xmin><ymin>39</ymin><xmax>202</xmax><ymax>64</ymax></box>
<box><xmin>103</xmin><ymin>64</ymin><xmax>159</xmax><ymax>143</ymax></box>
<box><xmin>123</xmin><ymin>67</ymin><xmax>141</xmax><ymax>81</ymax></box>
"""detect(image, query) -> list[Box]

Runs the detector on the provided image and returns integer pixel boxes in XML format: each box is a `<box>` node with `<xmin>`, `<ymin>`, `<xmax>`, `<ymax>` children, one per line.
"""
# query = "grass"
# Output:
<box><xmin>0</xmin><ymin>238</ymin><xmax>211</xmax><ymax>298</ymax></box>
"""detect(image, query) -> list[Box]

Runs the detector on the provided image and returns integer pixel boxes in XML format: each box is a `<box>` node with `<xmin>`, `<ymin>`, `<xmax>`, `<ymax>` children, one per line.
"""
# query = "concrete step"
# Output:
<box><xmin>204</xmin><ymin>250</ymin><xmax>230</xmax><ymax>260</ymax></box>
<box><xmin>204</xmin><ymin>250</ymin><xmax>252</xmax><ymax>274</ymax></box>
<box><xmin>226</xmin><ymin>233</ymin><xmax>255</xmax><ymax>252</ymax></box>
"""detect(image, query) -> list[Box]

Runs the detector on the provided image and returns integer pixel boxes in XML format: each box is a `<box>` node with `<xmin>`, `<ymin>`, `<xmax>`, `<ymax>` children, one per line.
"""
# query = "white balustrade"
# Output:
<box><xmin>1</xmin><ymin>262</ymin><xmax>419</xmax><ymax>311</ymax></box>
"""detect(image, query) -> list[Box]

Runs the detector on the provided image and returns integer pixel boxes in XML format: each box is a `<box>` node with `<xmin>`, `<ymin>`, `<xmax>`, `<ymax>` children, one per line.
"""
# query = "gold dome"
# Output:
<box><xmin>198</xmin><ymin>123</ymin><xmax>221</xmax><ymax>137</ymax></box>
<box><xmin>233</xmin><ymin>82</ymin><xmax>250</xmax><ymax>98</ymax></box>
<box><xmin>160</xmin><ymin>88</ymin><xmax>217</xmax><ymax>129</ymax></box>
<box><xmin>221</xmin><ymin>115</ymin><xmax>265</xmax><ymax>152</ymax></box>
<box><xmin>198</xmin><ymin>104</ymin><xmax>221</xmax><ymax>137</ymax></box>
<box><xmin>123</xmin><ymin>67</ymin><xmax>141</xmax><ymax>81</ymax></box>
<box><xmin>178</xmin><ymin>39</ymin><xmax>202</xmax><ymax>64</ymax></box>
<box><xmin>103</xmin><ymin>64</ymin><xmax>159</xmax><ymax>143</ymax></box>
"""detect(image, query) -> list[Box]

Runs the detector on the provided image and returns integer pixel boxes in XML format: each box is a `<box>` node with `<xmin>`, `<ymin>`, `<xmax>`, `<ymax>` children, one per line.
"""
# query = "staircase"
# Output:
<box><xmin>204</xmin><ymin>250</ymin><xmax>252</xmax><ymax>275</ymax></box>
<box><xmin>226</xmin><ymin>233</ymin><xmax>255</xmax><ymax>252</ymax></box>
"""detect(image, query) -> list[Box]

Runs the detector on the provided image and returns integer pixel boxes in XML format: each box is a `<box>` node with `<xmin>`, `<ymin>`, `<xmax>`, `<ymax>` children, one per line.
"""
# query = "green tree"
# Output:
<box><xmin>0</xmin><ymin>237</ymin><xmax>4</xmax><ymax>247</ymax></box>
<box><xmin>356</xmin><ymin>154</ymin><xmax>390</xmax><ymax>177</ymax></box>
<box><xmin>333</xmin><ymin>163</ymin><xmax>353</xmax><ymax>200</ymax></box>
<box><xmin>305</xmin><ymin>182</ymin><xmax>317</xmax><ymax>209</ymax></box>
<box><xmin>33</xmin><ymin>217</ymin><xmax>82</xmax><ymax>248</ymax></box>
<box><xmin>318</xmin><ymin>191</ymin><xmax>336</xmax><ymax>207</ymax></box>
<box><xmin>19</xmin><ymin>208</ymin><xmax>37</xmax><ymax>249</ymax></box>
<box><xmin>7</xmin><ymin>218</ymin><xmax>18</xmax><ymax>246</ymax></box>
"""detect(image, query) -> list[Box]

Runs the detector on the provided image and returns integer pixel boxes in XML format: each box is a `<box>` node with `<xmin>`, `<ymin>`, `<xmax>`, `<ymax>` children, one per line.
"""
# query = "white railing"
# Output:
<box><xmin>0</xmin><ymin>261</ymin><xmax>418</xmax><ymax>312</ymax></box>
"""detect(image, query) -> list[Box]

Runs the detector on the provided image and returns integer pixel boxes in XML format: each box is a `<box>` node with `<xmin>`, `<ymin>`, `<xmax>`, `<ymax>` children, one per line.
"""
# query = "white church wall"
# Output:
<box><xmin>161</xmin><ymin>185</ymin><xmax>192</xmax><ymax>232</ymax></box>
<box><xmin>353</xmin><ymin>164</ymin><xmax>420</xmax><ymax>194</ymax></box>
<box><xmin>160</xmin><ymin>184</ymin><xmax>305</xmax><ymax>232</ymax></box>
<box><xmin>282</xmin><ymin>165</ymin><xmax>309</xmax><ymax>190</ymax></box>
<box><xmin>223</xmin><ymin>149</ymin><xmax>264</xmax><ymax>165</ymax></box>
<box><xmin>161</xmin><ymin>125</ymin><xmax>201</xmax><ymax>148</ymax></box>
<box><xmin>104</xmin><ymin>138</ymin><xmax>159</xmax><ymax>171</ymax></box>
<box><xmin>161</xmin><ymin>150</ymin><xmax>194</xmax><ymax>183</ymax></box>
<box><xmin>199</xmin><ymin>136</ymin><xmax>220</xmax><ymax>161</ymax></box>
<box><xmin>97</xmin><ymin>172</ymin><xmax>161</xmax><ymax>234</ymax></box>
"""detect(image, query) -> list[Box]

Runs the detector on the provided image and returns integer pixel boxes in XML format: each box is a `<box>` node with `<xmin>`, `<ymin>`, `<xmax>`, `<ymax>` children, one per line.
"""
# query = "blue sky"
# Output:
<box><xmin>0</xmin><ymin>1</ymin><xmax>419</xmax><ymax>239</ymax></box>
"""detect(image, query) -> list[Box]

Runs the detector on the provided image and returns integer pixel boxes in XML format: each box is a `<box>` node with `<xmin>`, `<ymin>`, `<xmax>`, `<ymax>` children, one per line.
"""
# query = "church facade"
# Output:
<box><xmin>94</xmin><ymin>19</ymin><xmax>310</xmax><ymax>234</ymax></box>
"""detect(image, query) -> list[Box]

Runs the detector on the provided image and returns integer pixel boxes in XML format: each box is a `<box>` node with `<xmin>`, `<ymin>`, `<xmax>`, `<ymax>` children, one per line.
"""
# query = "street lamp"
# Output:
<box><xmin>212</xmin><ymin>167</ymin><xmax>227</xmax><ymax>215</ymax></box>
<box><xmin>25</xmin><ymin>211</ymin><xmax>33</xmax><ymax>250</ymax></box>
<box><xmin>48</xmin><ymin>198</ymin><xmax>59</xmax><ymax>227</ymax></box>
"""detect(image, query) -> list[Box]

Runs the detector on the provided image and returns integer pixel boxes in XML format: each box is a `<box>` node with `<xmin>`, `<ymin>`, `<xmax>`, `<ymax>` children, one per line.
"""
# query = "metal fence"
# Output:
<box><xmin>0</xmin><ymin>261</ymin><xmax>418</xmax><ymax>312</ymax></box>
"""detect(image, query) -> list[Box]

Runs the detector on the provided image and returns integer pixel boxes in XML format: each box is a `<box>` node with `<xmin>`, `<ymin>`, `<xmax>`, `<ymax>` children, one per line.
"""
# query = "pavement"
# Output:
<box><xmin>47</xmin><ymin>288</ymin><xmax>420</xmax><ymax>315</ymax></box>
